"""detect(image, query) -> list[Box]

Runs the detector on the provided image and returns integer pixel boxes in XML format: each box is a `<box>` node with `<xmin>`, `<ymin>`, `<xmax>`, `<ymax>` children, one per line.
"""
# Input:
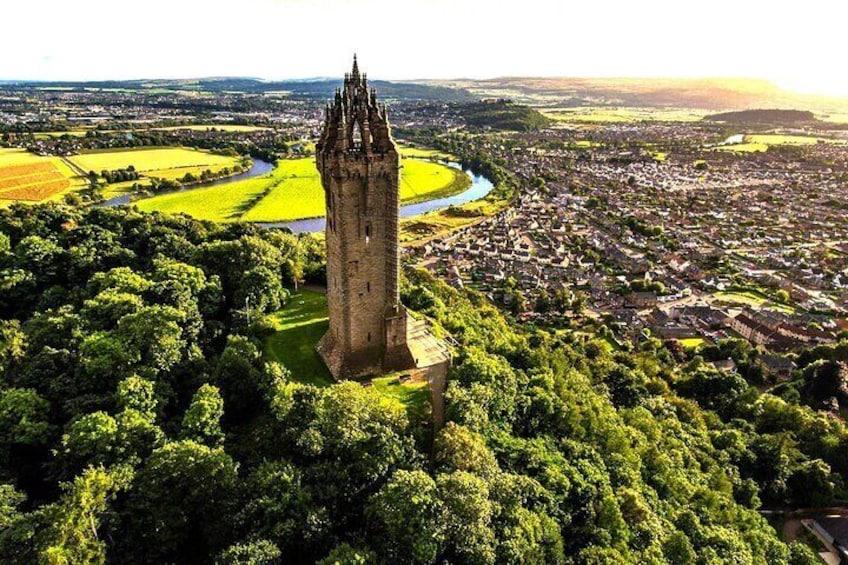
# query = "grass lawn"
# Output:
<box><xmin>68</xmin><ymin>147</ymin><xmax>239</xmax><ymax>173</ymax></box>
<box><xmin>714</xmin><ymin>290</ymin><xmax>769</xmax><ymax>307</ymax></box>
<box><xmin>137</xmin><ymin>155</ymin><xmax>469</xmax><ymax>223</ymax></box>
<box><xmin>265</xmin><ymin>290</ymin><xmax>333</xmax><ymax>387</ymax></box>
<box><xmin>371</xmin><ymin>375</ymin><xmax>430</xmax><ymax>421</ymax></box>
<box><xmin>264</xmin><ymin>290</ymin><xmax>431</xmax><ymax>418</ymax></box>
<box><xmin>713</xmin><ymin>290</ymin><xmax>796</xmax><ymax>314</ymax></box>
<box><xmin>679</xmin><ymin>337</ymin><xmax>707</xmax><ymax>349</ymax></box>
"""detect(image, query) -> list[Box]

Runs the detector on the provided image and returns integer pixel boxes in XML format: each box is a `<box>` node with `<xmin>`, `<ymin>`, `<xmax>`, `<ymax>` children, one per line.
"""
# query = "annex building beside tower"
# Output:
<box><xmin>315</xmin><ymin>56</ymin><xmax>449</xmax><ymax>397</ymax></box>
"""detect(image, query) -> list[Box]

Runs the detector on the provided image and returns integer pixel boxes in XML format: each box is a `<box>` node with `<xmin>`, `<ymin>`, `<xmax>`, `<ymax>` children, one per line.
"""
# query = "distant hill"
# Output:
<box><xmin>703</xmin><ymin>109</ymin><xmax>818</xmax><ymax>124</ymax></box>
<box><xmin>459</xmin><ymin>100</ymin><xmax>552</xmax><ymax>131</ymax></box>
<box><xmin>413</xmin><ymin>77</ymin><xmax>848</xmax><ymax>113</ymax></box>
<box><xmin>3</xmin><ymin>77</ymin><xmax>475</xmax><ymax>103</ymax></box>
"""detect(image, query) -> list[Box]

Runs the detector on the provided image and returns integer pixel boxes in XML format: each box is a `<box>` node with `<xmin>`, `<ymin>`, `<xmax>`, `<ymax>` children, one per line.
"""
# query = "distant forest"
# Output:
<box><xmin>703</xmin><ymin>109</ymin><xmax>817</xmax><ymax>124</ymax></box>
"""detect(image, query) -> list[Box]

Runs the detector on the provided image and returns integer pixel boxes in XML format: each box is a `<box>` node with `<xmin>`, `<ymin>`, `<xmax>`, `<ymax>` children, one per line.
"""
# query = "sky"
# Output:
<box><xmin>4</xmin><ymin>0</ymin><xmax>847</xmax><ymax>97</ymax></box>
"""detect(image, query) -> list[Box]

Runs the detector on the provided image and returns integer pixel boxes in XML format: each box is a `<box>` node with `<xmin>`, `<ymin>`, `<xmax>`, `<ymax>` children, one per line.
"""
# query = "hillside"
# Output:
<box><xmin>703</xmin><ymin>109</ymin><xmax>818</xmax><ymax>124</ymax></box>
<box><xmin>5</xmin><ymin>77</ymin><xmax>475</xmax><ymax>103</ymax></box>
<box><xmin>415</xmin><ymin>77</ymin><xmax>848</xmax><ymax>112</ymax></box>
<box><xmin>0</xmin><ymin>202</ymin><xmax>832</xmax><ymax>564</ymax></box>
<box><xmin>458</xmin><ymin>100</ymin><xmax>552</xmax><ymax>131</ymax></box>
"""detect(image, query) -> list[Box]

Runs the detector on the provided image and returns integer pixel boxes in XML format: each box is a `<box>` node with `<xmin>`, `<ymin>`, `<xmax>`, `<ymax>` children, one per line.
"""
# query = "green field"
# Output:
<box><xmin>135</xmin><ymin>171</ymin><xmax>272</xmax><ymax>221</ymax></box>
<box><xmin>713</xmin><ymin>290</ymin><xmax>796</xmax><ymax>314</ymax></box>
<box><xmin>264</xmin><ymin>290</ymin><xmax>428</xmax><ymax>417</ymax></box>
<box><xmin>136</xmin><ymin>155</ymin><xmax>470</xmax><ymax>223</ymax></box>
<box><xmin>265</xmin><ymin>290</ymin><xmax>332</xmax><ymax>386</ymax></box>
<box><xmin>679</xmin><ymin>337</ymin><xmax>707</xmax><ymax>349</ymax></box>
<box><xmin>398</xmin><ymin>145</ymin><xmax>454</xmax><ymax>160</ymax></box>
<box><xmin>68</xmin><ymin>147</ymin><xmax>239</xmax><ymax>173</ymax></box>
<box><xmin>151</xmin><ymin>125</ymin><xmax>271</xmax><ymax>132</ymax></box>
<box><xmin>717</xmin><ymin>134</ymin><xmax>848</xmax><ymax>153</ymax></box>
<box><xmin>542</xmin><ymin>106</ymin><xmax>707</xmax><ymax>123</ymax></box>
<box><xmin>715</xmin><ymin>142</ymin><xmax>769</xmax><ymax>153</ymax></box>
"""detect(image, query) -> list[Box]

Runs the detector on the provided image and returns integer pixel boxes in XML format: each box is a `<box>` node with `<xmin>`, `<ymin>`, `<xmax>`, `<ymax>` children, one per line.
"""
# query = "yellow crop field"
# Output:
<box><xmin>67</xmin><ymin>147</ymin><xmax>239</xmax><ymax>174</ymax></box>
<box><xmin>0</xmin><ymin>149</ymin><xmax>79</xmax><ymax>203</ymax></box>
<box><xmin>542</xmin><ymin>107</ymin><xmax>707</xmax><ymax>123</ymax></box>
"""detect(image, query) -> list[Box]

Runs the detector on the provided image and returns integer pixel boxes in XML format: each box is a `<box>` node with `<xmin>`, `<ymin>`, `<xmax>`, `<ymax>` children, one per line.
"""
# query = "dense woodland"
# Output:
<box><xmin>0</xmin><ymin>203</ymin><xmax>844</xmax><ymax>564</ymax></box>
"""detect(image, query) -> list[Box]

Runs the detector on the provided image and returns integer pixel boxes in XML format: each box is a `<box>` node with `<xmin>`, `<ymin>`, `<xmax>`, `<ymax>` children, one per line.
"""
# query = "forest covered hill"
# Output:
<box><xmin>0</xmin><ymin>203</ymin><xmax>839</xmax><ymax>564</ymax></box>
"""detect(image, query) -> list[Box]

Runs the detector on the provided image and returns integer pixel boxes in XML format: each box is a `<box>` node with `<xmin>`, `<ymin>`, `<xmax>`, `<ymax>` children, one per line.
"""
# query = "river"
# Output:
<box><xmin>100</xmin><ymin>158</ymin><xmax>276</xmax><ymax>207</ymax></box>
<box><xmin>101</xmin><ymin>157</ymin><xmax>494</xmax><ymax>233</ymax></box>
<box><xmin>260</xmin><ymin>161</ymin><xmax>494</xmax><ymax>233</ymax></box>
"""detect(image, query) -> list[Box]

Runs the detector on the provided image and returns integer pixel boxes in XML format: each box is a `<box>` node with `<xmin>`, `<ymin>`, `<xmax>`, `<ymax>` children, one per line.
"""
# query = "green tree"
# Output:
<box><xmin>41</xmin><ymin>465</ymin><xmax>133</xmax><ymax>565</ymax></box>
<box><xmin>438</xmin><ymin>471</ymin><xmax>496</xmax><ymax>565</ymax></box>
<box><xmin>366</xmin><ymin>469</ymin><xmax>445</xmax><ymax>564</ymax></box>
<box><xmin>434</xmin><ymin>423</ymin><xmax>498</xmax><ymax>478</ymax></box>
<box><xmin>181</xmin><ymin>384</ymin><xmax>225</xmax><ymax>447</ymax></box>
<box><xmin>125</xmin><ymin>440</ymin><xmax>239</xmax><ymax>564</ymax></box>
<box><xmin>214</xmin><ymin>539</ymin><xmax>281</xmax><ymax>565</ymax></box>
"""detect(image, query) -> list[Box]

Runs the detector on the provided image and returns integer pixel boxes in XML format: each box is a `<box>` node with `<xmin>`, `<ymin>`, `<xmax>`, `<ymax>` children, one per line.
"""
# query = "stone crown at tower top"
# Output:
<box><xmin>317</xmin><ymin>56</ymin><xmax>395</xmax><ymax>156</ymax></box>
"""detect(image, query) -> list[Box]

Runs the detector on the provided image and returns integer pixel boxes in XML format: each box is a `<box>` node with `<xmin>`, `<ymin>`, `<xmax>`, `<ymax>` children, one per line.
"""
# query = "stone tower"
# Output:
<box><xmin>315</xmin><ymin>56</ymin><xmax>416</xmax><ymax>379</ymax></box>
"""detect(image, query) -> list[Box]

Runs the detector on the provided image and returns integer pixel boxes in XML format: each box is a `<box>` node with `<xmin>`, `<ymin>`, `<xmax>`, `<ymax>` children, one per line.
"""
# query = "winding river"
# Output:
<box><xmin>100</xmin><ymin>158</ymin><xmax>276</xmax><ymax>207</ymax></box>
<box><xmin>102</xmin><ymin>157</ymin><xmax>494</xmax><ymax>233</ymax></box>
<box><xmin>260</xmin><ymin>161</ymin><xmax>494</xmax><ymax>233</ymax></box>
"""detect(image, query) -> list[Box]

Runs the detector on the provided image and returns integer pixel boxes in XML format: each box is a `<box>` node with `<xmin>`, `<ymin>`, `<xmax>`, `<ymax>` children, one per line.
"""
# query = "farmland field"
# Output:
<box><xmin>136</xmin><ymin>155</ymin><xmax>470</xmax><ymax>223</ymax></box>
<box><xmin>398</xmin><ymin>145</ymin><xmax>454</xmax><ymax>160</ymax></box>
<box><xmin>542</xmin><ymin>107</ymin><xmax>707</xmax><ymax>123</ymax></box>
<box><xmin>0</xmin><ymin>149</ymin><xmax>81</xmax><ymax>203</ymax></box>
<box><xmin>67</xmin><ymin>147</ymin><xmax>239</xmax><ymax>174</ymax></box>
<box><xmin>151</xmin><ymin>125</ymin><xmax>271</xmax><ymax>132</ymax></box>
<box><xmin>717</xmin><ymin>134</ymin><xmax>847</xmax><ymax>153</ymax></box>
<box><xmin>715</xmin><ymin>143</ymin><xmax>769</xmax><ymax>153</ymax></box>
<box><xmin>134</xmin><ymin>172</ymin><xmax>272</xmax><ymax>221</ymax></box>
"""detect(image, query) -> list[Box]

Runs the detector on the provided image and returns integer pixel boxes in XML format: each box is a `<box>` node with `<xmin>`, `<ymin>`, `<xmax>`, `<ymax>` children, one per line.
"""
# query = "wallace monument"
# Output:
<box><xmin>315</xmin><ymin>56</ymin><xmax>449</xmax><ymax>390</ymax></box>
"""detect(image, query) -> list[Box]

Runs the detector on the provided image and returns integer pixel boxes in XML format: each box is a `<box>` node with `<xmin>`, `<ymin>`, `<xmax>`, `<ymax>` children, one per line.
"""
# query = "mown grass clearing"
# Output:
<box><xmin>137</xmin><ymin>155</ymin><xmax>469</xmax><ymax>223</ymax></box>
<box><xmin>714</xmin><ymin>290</ymin><xmax>769</xmax><ymax>307</ymax></box>
<box><xmin>265</xmin><ymin>290</ymin><xmax>333</xmax><ymax>387</ymax></box>
<box><xmin>264</xmin><ymin>290</ymin><xmax>429</xmax><ymax>417</ymax></box>
<box><xmin>68</xmin><ymin>147</ymin><xmax>238</xmax><ymax>174</ymax></box>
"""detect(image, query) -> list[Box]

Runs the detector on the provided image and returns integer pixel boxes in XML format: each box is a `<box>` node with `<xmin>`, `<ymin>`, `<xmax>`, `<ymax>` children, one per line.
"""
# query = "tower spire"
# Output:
<box><xmin>351</xmin><ymin>54</ymin><xmax>360</xmax><ymax>79</ymax></box>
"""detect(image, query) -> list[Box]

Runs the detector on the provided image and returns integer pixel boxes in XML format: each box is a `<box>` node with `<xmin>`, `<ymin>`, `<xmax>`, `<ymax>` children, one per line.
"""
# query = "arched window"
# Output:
<box><xmin>352</xmin><ymin>119</ymin><xmax>362</xmax><ymax>146</ymax></box>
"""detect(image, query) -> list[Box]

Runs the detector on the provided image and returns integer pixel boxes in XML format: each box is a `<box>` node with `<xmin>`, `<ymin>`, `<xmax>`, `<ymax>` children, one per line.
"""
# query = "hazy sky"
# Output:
<box><xmin>4</xmin><ymin>0</ymin><xmax>846</xmax><ymax>96</ymax></box>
